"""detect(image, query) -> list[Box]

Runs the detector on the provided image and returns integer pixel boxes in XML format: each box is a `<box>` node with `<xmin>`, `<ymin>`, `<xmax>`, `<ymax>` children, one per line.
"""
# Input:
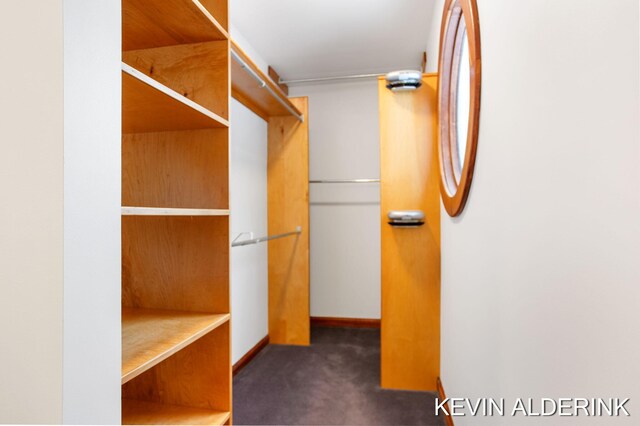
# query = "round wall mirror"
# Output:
<box><xmin>437</xmin><ymin>0</ymin><xmax>481</xmax><ymax>217</ymax></box>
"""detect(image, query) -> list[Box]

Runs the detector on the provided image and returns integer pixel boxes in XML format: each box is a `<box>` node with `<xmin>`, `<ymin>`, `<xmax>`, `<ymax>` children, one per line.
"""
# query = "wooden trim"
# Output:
<box><xmin>311</xmin><ymin>316</ymin><xmax>381</xmax><ymax>329</ymax></box>
<box><xmin>232</xmin><ymin>335</ymin><xmax>269</xmax><ymax>376</ymax></box>
<box><xmin>268</xmin><ymin>66</ymin><xmax>289</xmax><ymax>96</ymax></box>
<box><xmin>437</xmin><ymin>0</ymin><xmax>482</xmax><ymax>217</ymax></box>
<box><xmin>437</xmin><ymin>377</ymin><xmax>454</xmax><ymax>426</ymax></box>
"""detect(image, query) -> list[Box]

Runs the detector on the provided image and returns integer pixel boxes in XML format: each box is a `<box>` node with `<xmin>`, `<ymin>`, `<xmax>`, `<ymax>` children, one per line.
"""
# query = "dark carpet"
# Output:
<box><xmin>233</xmin><ymin>326</ymin><xmax>445</xmax><ymax>425</ymax></box>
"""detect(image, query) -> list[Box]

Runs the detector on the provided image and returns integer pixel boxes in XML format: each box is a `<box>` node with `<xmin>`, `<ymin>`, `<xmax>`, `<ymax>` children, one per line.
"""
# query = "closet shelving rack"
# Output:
<box><xmin>230</xmin><ymin>40</ymin><xmax>311</xmax><ymax>347</ymax></box>
<box><xmin>230</xmin><ymin>40</ymin><xmax>303</xmax><ymax>121</ymax></box>
<box><xmin>121</xmin><ymin>0</ymin><xmax>231</xmax><ymax>424</ymax></box>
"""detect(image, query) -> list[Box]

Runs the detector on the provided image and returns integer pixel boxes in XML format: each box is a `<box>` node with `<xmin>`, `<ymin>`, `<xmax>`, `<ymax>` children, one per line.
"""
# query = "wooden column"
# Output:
<box><xmin>267</xmin><ymin>97</ymin><xmax>310</xmax><ymax>346</ymax></box>
<box><xmin>379</xmin><ymin>76</ymin><xmax>441</xmax><ymax>391</ymax></box>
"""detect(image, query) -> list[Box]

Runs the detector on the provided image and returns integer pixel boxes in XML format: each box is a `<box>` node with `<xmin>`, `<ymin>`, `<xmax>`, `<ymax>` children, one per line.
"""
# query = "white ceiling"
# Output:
<box><xmin>230</xmin><ymin>0</ymin><xmax>437</xmax><ymax>81</ymax></box>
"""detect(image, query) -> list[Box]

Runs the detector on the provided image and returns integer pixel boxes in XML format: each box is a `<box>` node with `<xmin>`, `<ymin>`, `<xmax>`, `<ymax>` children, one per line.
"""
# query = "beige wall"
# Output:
<box><xmin>0</xmin><ymin>1</ymin><xmax>64</xmax><ymax>423</ymax></box>
<box><xmin>428</xmin><ymin>0</ymin><xmax>640</xmax><ymax>424</ymax></box>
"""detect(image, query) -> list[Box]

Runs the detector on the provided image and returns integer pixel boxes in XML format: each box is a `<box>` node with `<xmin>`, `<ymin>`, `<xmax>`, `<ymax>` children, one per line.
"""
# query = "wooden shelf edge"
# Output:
<box><xmin>122</xmin><ymin>308</ymin><xmax>230</xmax><ymax>384</ymax></box>
<box><xmin>123</xmin><ymin>399</ymin><xmax>230</xmax><ymax>425</ymax></box>
<box><xmin>122</xmin><ymin>62</ymin><xmax>230</xmax><ymax>128</ymax></box>
<box><xmin>230</xmin><ymin>39</ymin><xmax>303</xmax><ymax>120</ymax></box>
<box><xmin>122</xmin><ymin>207</ymin><xmax>230</xmax><ymax>216</ymax></box>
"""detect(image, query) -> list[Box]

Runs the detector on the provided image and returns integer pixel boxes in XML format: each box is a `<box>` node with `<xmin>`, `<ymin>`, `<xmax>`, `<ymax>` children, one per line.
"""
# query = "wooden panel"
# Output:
<box><xmin>123</xmin><ymin>0</ymin><xmax>228</xmax><ymax>51</ymax></box>
<box><xmin>268</xmin><ymin>66</ymin><xmax>289</xmax><ymax>96</ymax></box>
<box><xmin>267</xmin><ymin>97</ymin><xmax>310</xmax><ymax>345</ymax></box>
<box><xmin>122</xmin><ymin>129</ymin><xmax>228</xmax><ymax>210</ymax></box>
<box><xmin>310</xmin><ymin>317</ymin><xmax>381</xmax><ymax>329</ymax></box>
<box><xmin>123</xmin><ymin>41</ymin><xmax>229</xmax><ymax>120</ymax></box>
<box><xmin>230</xmin><ymin>88</ymin><xmax>270</xmax><ymax>122</ymax></box>
<box><xmin>123</xmin><ymin>400</ymin><xmax>229</xmax><ymax>425</ymax></box>
<box><xmin>122</xmin><ymin>308</ymin><xmax>230</xmax><ymax>384</ymax></box>
<box><xmin>122</xmin><ymin>64</ymin><xmax>228</xmax><ymax>134</ymax></box>
<box><xmin>122</xmin><ymin>216</ymin><xmax>229</xmax><ymax>313</ymax></box>
<box><xmin>199</xmin><ymin>0</ymin><xmax>228</xmax><ymax>31</ymax></box>
<box><xmin>123</xmin><ymin>322</ymin><xmax>231</xmax><ymax>412</ymax></box>
<box><xmin>231</xmin><ymin>40</ymin><xmax>303</xmax><ymax>120</ymax></box>
<box><xmin>379</xmin><ymin>75</ymin><xmax>441</xmax><ymax>391</ymax></box>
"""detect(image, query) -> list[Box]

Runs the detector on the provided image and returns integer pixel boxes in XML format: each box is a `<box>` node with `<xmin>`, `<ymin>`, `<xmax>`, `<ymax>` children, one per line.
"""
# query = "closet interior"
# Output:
<box><xmin>118</xmin><ymin>1</ymin><xmax>439</xmax><ymax>424</ymax></box>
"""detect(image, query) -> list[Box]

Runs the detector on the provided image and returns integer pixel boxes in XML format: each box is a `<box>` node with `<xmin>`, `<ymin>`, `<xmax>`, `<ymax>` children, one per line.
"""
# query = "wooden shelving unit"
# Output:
<box><xmin>121</xmin><ymin>0</ymin><xmax>231</xmax><ymax>424</ymax></box>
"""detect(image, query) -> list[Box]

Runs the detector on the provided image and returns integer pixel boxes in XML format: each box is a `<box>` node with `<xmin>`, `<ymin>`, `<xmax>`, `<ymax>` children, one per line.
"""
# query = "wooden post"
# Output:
<box><xmin>379</xmin><ymin>76</ymin><xmax>441</xmax><ymax>391</ymax></box>
<box><xmin>267</xmin><ymin>97</ymin><xmax>311</xmax><ymax>346</ymax></box>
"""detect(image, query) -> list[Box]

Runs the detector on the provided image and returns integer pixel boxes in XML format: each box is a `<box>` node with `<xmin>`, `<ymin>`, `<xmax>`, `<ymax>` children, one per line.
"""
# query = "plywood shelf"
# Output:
<box><xmin>123</xmin><ymin>0</ymin><xmax>228</xmax><ymax>51</ymax></box>
<box><xmin>230</xmin><ymin>40</ymin><xmax>303</xmax><ymax>121</ymax></box>
<box><xmin>122</xmin><ymin>308</ymin><xmax>230</xmax><ymax>384</ymax></box>
<box><xmin>122</xmin><ymin>63</ymin><xmax>229</xmax><ymax>134</ymax></box>
<box><xmin>122</xmin><ymin>207</ymin><xmax>230</xmax><ymax>216</ymax></box>
<box><xmin>122</xmin><ymin>399</ymin><xmax>230</xmax><ymax>425</ymax></box>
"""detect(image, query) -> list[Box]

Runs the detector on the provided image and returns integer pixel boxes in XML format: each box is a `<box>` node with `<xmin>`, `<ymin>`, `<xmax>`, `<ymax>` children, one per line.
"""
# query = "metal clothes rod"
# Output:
<box><xmin>232</xmin><ymin>226</ymin><xmax>302</xmax><ymax>248</ymax></box>
<box><xmin>309</xmin><ymin>179</ymin><xmax>380</xmax><ymax>184</ymax></box>
<box><xmin>280</xmin><ymin>73</ymin><xmax>385</xmax><ymax>85</ymax></box>
<box><xmin>230</xmin><ymin>49</ymin><xmax>305</xmax><ymax>123</ymax></box>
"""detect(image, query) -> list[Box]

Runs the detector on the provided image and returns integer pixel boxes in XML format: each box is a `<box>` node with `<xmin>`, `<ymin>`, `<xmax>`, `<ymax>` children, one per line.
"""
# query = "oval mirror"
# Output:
<box><xmin>438</xmin><ymin>0</ymin><xmax>481</xmax><ymax>217</ymax></box>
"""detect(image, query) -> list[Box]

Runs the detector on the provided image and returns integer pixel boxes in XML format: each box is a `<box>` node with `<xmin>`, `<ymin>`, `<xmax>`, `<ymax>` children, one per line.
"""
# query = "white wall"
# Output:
<box><xmin>230</xmin><ymin>23</ymin><xmax>269</xmax><ymax>73</ymax></box>
<box><xmin>230</xmin><ymin>98</ymin><xmax>269</xmax><ymax>364</ymax></box>
<box><xmin>229</xmin><ymin>20</ymin><xmax>271</xmax><ymax>365</ymax></box>
<box><xmin>0</xmin><ymin>2</ymin><xmax>64</xmax><ymax>423</ymax></box>
<box><xmin>63</xmin><ymin>1</ymin><xmax>121</xmax><ymax>423</ymax></box>
<box><xmin>229</xmin><ymin>13</ymin><xmax>269</xmax><ymax>363</ymax></box>
<box><xmin>428</xmin><ymin>1</ymin><xmax>640</xmax><ymax>424</ymax></box>
<box><xmin>290</xmin><ymin>80</ymin><xmax>381</xmax><ymax>319</ymax></box>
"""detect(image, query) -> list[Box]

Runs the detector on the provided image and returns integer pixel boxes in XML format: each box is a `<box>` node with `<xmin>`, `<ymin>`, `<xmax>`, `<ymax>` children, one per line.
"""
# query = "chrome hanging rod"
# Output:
<box><xmin>230</xmin><ymin>49</ymin><xmax>305</xmax><ymax>122</ymax></box>
<box><xmin>280</xmin><ymin>73</ymin><xmax>385</xmax><ymax>85</ymax></box>
<box><xmin>232</xmin><ymin>226</ymin><xmax>302</xmax><ymax>248</ymax></box>
<box><xmin>309</xmin><ymin>179</ymin><xmax>380</xmax><ymax>184</ymax></box>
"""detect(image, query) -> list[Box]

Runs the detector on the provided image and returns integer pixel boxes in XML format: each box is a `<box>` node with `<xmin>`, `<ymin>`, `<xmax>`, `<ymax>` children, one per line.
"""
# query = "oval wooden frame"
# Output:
<box><xmin>437</xmin><ymin>0</ymin><xmax>481</xmax><ymax>217</ymax></box>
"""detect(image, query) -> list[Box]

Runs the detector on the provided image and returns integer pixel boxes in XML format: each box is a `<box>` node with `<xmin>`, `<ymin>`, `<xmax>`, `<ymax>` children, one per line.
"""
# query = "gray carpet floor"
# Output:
<box><xmin>233</xmin><ymin>326</ymin><xmax>446</xmax><ymax>425</ymax></box>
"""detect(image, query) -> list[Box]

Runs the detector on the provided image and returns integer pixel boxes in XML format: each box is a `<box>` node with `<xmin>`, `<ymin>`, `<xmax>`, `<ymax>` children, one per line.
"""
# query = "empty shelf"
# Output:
<box><xmin>122</xmin><ymin>307</ymin><xmax>230</xmax><ymax>384</ymax></box>
<box><xmin>123</xmin><ymin>0</ymin><xmax>228</xmax><ymax>51</ymax></box>
<box><xmin>122</xmin><ymin>399</ymin><xmax>230</xmax><ymax>425</ymax></box>
<box><xmin>122</xmin><ymin>63</ymin><xmax>229</xmax><ymax>134</ymax></box>
<box><xmin>122</xmin><ymin>207</ymin><xmax>230</xmax><ymax>216</ymax></box>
